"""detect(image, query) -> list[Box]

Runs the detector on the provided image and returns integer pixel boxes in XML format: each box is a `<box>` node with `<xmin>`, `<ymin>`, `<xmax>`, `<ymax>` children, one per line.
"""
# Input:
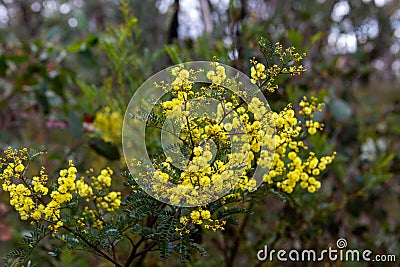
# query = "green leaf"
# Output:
<box><xmin>66</xmin><ymin>35</ymin><xmax>99</xmax><ymax>52</ymax></box>
<box><xmin>77</xmin><ymin>80</ymin><xmax>98</xmax><ymax>100</ymax></box>
<box><xmin>365</xmin><ymin>173</ymin><xmax>393</xmax><ymax>189</ymax></box>
<box><xmin>0</xmin><ymin>55</ymin><xmax>7</xmax><ymax>76</ymax></box>
<box><xmin>46</xmin><ymin>26</ymin><xmax>60</xmax><ymax>41</ymax></box>
<box><xmin>286</xmin><ymin>29</ymin><xmax>304</xmax><ymax>48</ymax></box>
<box><xmin>49</xmin><ymin>73</ymin><xmax>68</xmax><ymax>99</ymax></box>
<box><xmin>374</xmin><ymin>174</ymin><xmax>393</xmax><ymax>185</ymax></box>
<box><xmin>82</xmin><ymin>35</ymin><xmax>99</xmax><ymax>50</ymax></box>
<box><xmin>3</xmin><ymin>249</ymin><xmax>27</xmax><ymax>266</ymax></box>
<box><xmin>165</xmin><ymin>44</ymin><xmax>182</xmax><ymax>64</ymax></box>
<box><xmin>285</xmin><ymin>85</ymin><xmax>296</xmax><ymax>103</ymax></box>
<box><xmin>268</xmin><ymin>188</ymin><xmax>290</xmax><ymax>203</ymax></box>
<box><xmin>330</xmin><ymin>98</ymin><xmax>352</xmax><ymax>122</ymax></box>
<box><xmin>216</xmin><ymin>206</ymin><xmax>249</xmax><ymax>219</ymax></box>
<box><xmin>77</xmin><ymin>50</ymin><xmax>98</xmax><ymax>68</ymax></box>
<box><xmin>377</xmin><ymin>153</ymin><xmax>394</xmax><ymax>169</ymax></box>
<box><xmin>88</xmin><ymin>137</ymin><xmax>120</xmax><ymax>160</ymax></box>
<box><xmin>187</xmin><ymin>242</ymin><xmax>206</xmax><ymax>256</ymax></box>
<box><xmin>158</xmin><ymin>214</ymin><xmax>178</xmax><ymax>259</ymax></box>
<box><xmin>68</xmin><ymin>112</ymin><xmax>83</xmax><ymax>139</ymax></box>
<box><xmin>27</xmin><ymin>147</ymin><xmax>47</xmax><ymax>161</ymax></box>
<box><xmin>76</xmin><ymin>10</ymin><xmax>88</xmax><ymax>31</ymax></box>
<box><xmin>258</xmin><ymin>36</ymin><xmax>275</xmax><ymax>59</ymax></box>
<box><xmin>7</xmin><ymin>55</ymin><xmax>29</xmax><ymax>63</ymax></box>
<box><xmin>310</xmin><ymin>32</ymin><xmax>325</xmax><ymax>46</ymax></box>
<box><xmin>35</xmin><ymin>84</ymin><xmax>50</xmax><ymax>115</ymax></box>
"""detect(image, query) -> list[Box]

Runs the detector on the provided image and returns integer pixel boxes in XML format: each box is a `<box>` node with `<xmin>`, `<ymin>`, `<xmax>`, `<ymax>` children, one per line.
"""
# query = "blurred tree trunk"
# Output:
<box><xmin>200</xmin><ymin>0</ymin><xmax>213</xmax><ymax>35</ymax></box>
<box><xmin>229</xmin><ymin>0</ymin><xmax>247</xmax><ymax>70</ymax></box>
<box><xmin>18</xmin><ymin>1</ymin><xmax>41</xmax><ymax>38</ymax></box>
<box><xmin>168</xmin><ymin>0</ymin><xmax>180</xmax><ymax>44</ymax></box>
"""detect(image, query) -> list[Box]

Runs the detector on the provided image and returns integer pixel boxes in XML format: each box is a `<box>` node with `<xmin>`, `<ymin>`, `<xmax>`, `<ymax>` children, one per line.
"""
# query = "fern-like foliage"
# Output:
<box><xmin>4</xmin><ymin>224</ymin><xmax>48</xmax><ymax>266</ymax></box>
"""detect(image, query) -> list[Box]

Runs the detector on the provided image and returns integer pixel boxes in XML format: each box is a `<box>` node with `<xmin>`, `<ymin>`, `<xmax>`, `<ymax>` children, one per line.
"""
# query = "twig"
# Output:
<box><xmin>225</xmin><ymin>202</ymin><xmax>253</xmax><ymax>267</ymax></box>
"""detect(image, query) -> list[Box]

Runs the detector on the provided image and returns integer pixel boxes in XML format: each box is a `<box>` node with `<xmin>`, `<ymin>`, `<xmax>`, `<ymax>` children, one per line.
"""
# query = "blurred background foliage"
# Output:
<box><xmin>0</xmin><ymin>0</ymin><xmax>399</xmax><ymax>266</ymax></box>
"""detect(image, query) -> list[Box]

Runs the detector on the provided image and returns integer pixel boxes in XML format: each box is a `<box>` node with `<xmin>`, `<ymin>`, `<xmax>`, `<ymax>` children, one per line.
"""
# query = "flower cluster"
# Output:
<box><xmin>206</xmin><ymin>64</ymin><xmax>227</xmax><ymax>85</ymax></box>
<box><xmin>243</xmin><ymin>43</ymin><xmax>336</xmax><ymax>195</ymax></box>
<box><xmin>176</xmin><ymin>208</ymin><xmax>226</xmax><ymax>235</ymax></box>
<box><xmin>250</xmin><ymin>62</ymin><xmax>267</xmax><ymax>84</ymax></box>
<box><xmin>131</xmin><ymin>57</ymin><xmax>335</xmax><ymax>233</ymax></box>
<box><xmin>143</xmin><ymin>63</ymin><xmax>274</xmax><ymax>207</ymax></box>
<box><xmin>260</xmin><ymin>100</ymin><xmax>336</xmax><ymax>194</ymax></box>
<box><xmin>159</xmin><ymin>64</ymin><xmax>333</xmax><ymax>198</ymax></box>
<box><xmin>250</xmin><ymin>42</ymin><xmax>306</xmax><ymax>92</ymax></box>
<box><xmin>0</xmin><ymin>147</ymin><xmax>121</xmax><ymax>233</ymax></box>
<box><xmin>93</xmin><ymin>106</ymin><xmax>123</xmax><ymax>144</ymax></box>
<box><xmin>299</xmin><ymin>96</ymin><xmax>325</xmax><ymax>135</ymax></box>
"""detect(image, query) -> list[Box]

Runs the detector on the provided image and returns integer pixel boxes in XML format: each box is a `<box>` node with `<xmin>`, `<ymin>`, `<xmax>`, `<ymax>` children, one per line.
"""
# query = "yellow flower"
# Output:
<box><xmin>201</xmin><ymin>210</ymin><xmax>211</xmax><ymax>220</ymax></box>
<box><xmin>308</xmin><ymin>127</ymin><xmax>317</xmax><ymax>135</ymax></box>
<box><xmin>93</xmin><ymin>106</ymin><xmax>123</xmax><ymax>144</ymax></box>
<box><xmin>15</xmin><ymin>164</ymin><xmax>25</xmax><ymax>172</ymax></box>
<box><xmin>190</xmin><ymin>210</ymin><xmax>201</xmax><ymax>221</ymax></box>
<box><xmin>307</xmin><ymin>185</ymin><xmax>316</xmax><ymax>193</ymax></box>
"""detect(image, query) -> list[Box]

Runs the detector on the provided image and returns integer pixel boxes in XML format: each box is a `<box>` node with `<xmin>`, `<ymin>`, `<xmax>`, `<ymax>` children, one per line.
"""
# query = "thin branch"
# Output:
<box><xmin>133</xmin><ymin>242</ymin><xmax>157</xmax><ymax>258</ymax></box>
<box><xmin>225</xmin><ymin>202</ymin><xmax>253</xmax><ymax>267</ymax></box>
<box><xmin>124</xmin><ymin>203</ymin><xmax>167</xmax><ymax>267</ymax></box>
<box><xmin>62</xmin><ymin>225</ymin><xmax>123</xmax><ymax>267</ymax></box>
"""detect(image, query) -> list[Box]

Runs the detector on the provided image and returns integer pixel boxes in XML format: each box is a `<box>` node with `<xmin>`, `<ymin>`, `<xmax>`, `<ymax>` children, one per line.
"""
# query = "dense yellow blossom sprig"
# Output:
<box><xmin>246</xmin><ymin>42</ymin><xmax>336</xmax><ymax>194</ymax></box>
<box><xmin>260</xmin><ymin>95</ymin><xmax>335</xmax><ymax>193</ymax></box>
<box><xmin>299</xmin><ymin>96</ymin><xmax>325</xmax><ymax>135</ymax></box>
<box><xmin>138</xmin><ymin>62</ymin><xmax>275</xmax><ymax>207</ymax></box>
<box><xmin>250</xmin><ymin>42</ymin><xmax>307</xmax><ymax>92</ymax></box>
<box><xmin>0</xmin><ymin>147</ymin><xmax>121</xmax><ymax>233</ymax></box>
<box><xmin>132</xmin><ymin>61</ymin><xmax>335</xmax><ymax>224</ymax></box>
<box><xmin>135</xmin><ymin>60</ymin><xmax>334</xmax><ymax>208</ymax></box>
<box><xmin>175</xmin><ymin>208</ymin><xmax>226</xmax><ymax>235</ymax></box>
<box><xmin>93</xmin><ymin>106</ymin><xmax>123</xmax><ymax>145</ymax></box>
